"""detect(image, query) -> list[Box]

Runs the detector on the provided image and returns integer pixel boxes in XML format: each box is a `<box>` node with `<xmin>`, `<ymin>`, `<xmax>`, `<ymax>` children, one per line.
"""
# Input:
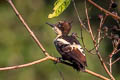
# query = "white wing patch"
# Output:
<box><xmin>56</xmin><ymin>38</ymin><xmax>70</xmax><ymax>44</ymax></box>
<box><xmin>70</xmin><ymin>43</ymin><xmax>85</xmax><ymax>56</ymax></box>
<box><xmin>55</xmin><ymin>38</ymin><xmax>85</xmax><ymax>56</ymax></box>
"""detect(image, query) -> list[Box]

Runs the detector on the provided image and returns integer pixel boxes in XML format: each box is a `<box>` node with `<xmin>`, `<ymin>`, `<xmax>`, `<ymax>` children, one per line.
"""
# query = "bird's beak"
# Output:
<box><xmin>46</xmin><ymin>22</ymin><xmax>55</xmax><ymax>27</ymax></box>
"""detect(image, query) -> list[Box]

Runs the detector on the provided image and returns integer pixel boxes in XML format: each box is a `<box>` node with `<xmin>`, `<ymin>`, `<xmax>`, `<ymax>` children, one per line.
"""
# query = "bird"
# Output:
<box><xmin>46</xmin><ymin>21</ymin><xmax>87</xmax><ymax>71</ymax></box>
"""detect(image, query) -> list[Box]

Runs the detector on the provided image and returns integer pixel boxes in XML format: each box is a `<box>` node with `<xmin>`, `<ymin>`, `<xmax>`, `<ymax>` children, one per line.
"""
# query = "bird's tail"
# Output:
<box><xmin>72</xmin><ymin>62</ymin><xmax>86</xmax><ymax>71</ymax></box>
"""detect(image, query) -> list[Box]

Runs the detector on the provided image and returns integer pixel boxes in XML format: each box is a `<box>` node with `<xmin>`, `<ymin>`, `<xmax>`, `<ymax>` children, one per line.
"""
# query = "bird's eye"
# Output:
<box><xmin>58</xmin><ymin>24</ymin><xmax>62</xmax><ymax>27</ymax></box>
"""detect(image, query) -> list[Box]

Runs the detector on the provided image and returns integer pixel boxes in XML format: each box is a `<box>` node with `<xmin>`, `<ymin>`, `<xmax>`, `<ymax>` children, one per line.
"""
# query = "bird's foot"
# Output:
<box><xmin>54</xmin><ymin>57</ymin><xmax>63</xmax><ymax>64</ymax></box>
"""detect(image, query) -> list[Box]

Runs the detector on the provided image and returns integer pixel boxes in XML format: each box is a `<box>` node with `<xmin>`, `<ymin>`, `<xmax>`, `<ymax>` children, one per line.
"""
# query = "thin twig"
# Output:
<box><xmin>85</xmin><ymin>69</ymin><xmax>110</xmax><ymax>80</ymax></box>
<box><xmin>0</xmin><ymin>56</ymin><xmax>110</xmax><ymax>80</ymax></box>
<box><xmin>87</xmin><ymin>0</ymin><xmax>120</xmax><ymax>20</ymax></box>
<box><xmin>88</xmin><ymin>15</ymin><xmax>104</xmax><ymax>53</ymax></box>
<box><xmin>85</xmin><ymin>2</ymin><xmax>95</xmax><ymax>43</ymax></box>
<box><xmin>97</xmin><ymin>53</ymin><xmax>115</xmax><ymax>80</ymax></box>
<box><xmin>57</xmin><ymin>61</ymin><xmax>110</xmax><ymax>80</ymax></box>
<box><xmin>89</xmin><ymin>36</ymin><xmax>105</xmax><ymax>53</ymax></box>
<box><xmin>109</xmin><ymin>39</ymin><xmax>120</xmax><ymax>57</ymax></box>
<box><xmin>0</xmin><ymin>56</ymin><xmax>49</xmax><ymax>71</ymax></box>
<box><xmin>72</xmin><ymin>0</ymin><xmax>88</xmax><ymax>31</ymax></box>
<box><xmin>94</xmin><ymin>1</ymin><xmax>112</xmax><ymax>47</ymax></box>
<box><xmin>101</xmin><ymin>0</ymin><xmax>113</xmax><ymax>25</ymax></box>
<box><xmin>109</xmin><ymin>58</ymin><xmax>112</xmax><ymax>73</ymax></box>
<box><xmin>109</xmin><ymin>39</ymin><xmax>120</xmax><ymax>73</ymax></box>
<box><xmin>85</xmin><ymin>2</ymin><xmax>115</xmax><ymax>80</ymax></box>
<box><xmin>0</xmin><ymin>55</ymin><xmax>58</xmax><ymax>71</ymax></box>
<box><xmin>72</xmin><ymin>0</ymin><xmax>88</xmax><ymax>54</ymax></box>
<box><xmin>7</xmin><ymin>0</ymin><xmax>49</xmax><ymax>56</ymax></box>
<box><xmin>115</xmin><ymin>49</ymin><xmax>120</xmax><ymax>54</ymax></box>
<box><xmin>112</xmin><ymin>57</ymin><xmax>120</xmax><ymax>65</ymax></box>
<box><xmin>96</xmin><ymin>14</ymin><xmax>103</xmax><ymax>49</ymax></box>
<box><xmin>109</xmin><ymin>43</ymin><xmax>117</xmax><ymax>73</ymax></box>
<box><xmin>72</xmin><ymin>0</ymin><xmax>95</xmax><ymax>55</ymax></box>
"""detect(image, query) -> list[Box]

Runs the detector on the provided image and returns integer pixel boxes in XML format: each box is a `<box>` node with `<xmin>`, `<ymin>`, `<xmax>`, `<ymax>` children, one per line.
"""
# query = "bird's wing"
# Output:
<box><xmin>62</xmin><ymin>44</ymin><xmax>87</xmax><ymax>66</ymax></box>
<box><xmin>54</xmin><ymin>37</ymin><xmax>87</xmax><ymax>66</ymax></box>
<box><xmin>54</xmin><ymin>39</ymin><xmax>70</xmax><ymax>55</ymax></box>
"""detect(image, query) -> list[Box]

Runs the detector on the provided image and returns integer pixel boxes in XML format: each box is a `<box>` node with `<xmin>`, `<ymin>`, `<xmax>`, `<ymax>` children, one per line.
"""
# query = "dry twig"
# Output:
<box><xmin>7</xmin><ymin>0</ymin><xmax>49</xmax><ymax>56</ymax></box>
<box><xmin>87</xmin><ymin>0</ymin><xmax>120</xmax><ymax>20</ymax></box>
<box><xmin>85</xmin><ymin>69</ymin><xmax>110</xmax><ymax>80</ymax></box>
<box><xmin>112</xmin><ymin>57</ymin><xmax>120</xmax><ymax>65</ymax></box>
<box><xmin>85</xmin><ymin>2</ymin><xmax>115</xmax><ymax>80</ymax></box>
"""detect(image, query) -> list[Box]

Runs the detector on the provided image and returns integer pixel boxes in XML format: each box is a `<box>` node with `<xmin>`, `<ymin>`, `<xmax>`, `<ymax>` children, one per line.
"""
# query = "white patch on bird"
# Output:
<box><xmin>52</xmin><ymin>27</ymin><xmax>62</xmax><ymax>36</ymax></box>
<box><xmin>55</xmin><ymin>39</ymin><xmax>85</xmax><ymax>56</ymax></box>
<box><xmin>70</xmin><ymin>42</ymin><xmax>85</xmax><ymax>56</ymax></box>
<box><xmin>56</xmin><ymin>38</ymin><xmax>70</xmax><ymax>44</ymax></box>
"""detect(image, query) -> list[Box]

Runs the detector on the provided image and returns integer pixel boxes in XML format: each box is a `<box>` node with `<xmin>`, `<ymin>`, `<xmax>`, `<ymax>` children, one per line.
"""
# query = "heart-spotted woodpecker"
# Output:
<box><xmin>46</xmin><ymin>21</ymin><xmax>87</xmax><ymax>71</ymax></box>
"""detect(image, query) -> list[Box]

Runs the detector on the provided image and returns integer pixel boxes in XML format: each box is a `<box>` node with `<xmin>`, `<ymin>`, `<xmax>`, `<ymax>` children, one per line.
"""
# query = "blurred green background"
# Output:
<box><xmin>0</xmin><ymin>0</ymin><xmax>120</xmax><ymax>80</ymax></box>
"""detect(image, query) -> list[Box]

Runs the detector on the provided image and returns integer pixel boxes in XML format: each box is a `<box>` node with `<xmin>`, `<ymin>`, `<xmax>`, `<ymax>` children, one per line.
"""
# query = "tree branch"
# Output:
<box><xmin>85</xmin><ymin>69</ymin><xmax>110</xmax><ymax>80</ymax></box>
<box><xmin>85</xmin><ymin>2</ymin><xmax>95</xmax><ymax>43</ymax></box>
<box><xmin>85</xmin><ymin>2</ymin><xmax>115</xmax><ymax>80</ymax></box>
<box><xmin>0</xmin><ymin>56</ymin><xmax>58</xmax><ymax>71</ymax></box>
<box><xmin>87</xmin><ymin>0</ymin><xmax>120</xmax><ymax>20</ymax></box>
<box><xmin>0</xmin><ymin>55</ymin><xmax>110</xmax><ymax>80</ymax></box>
<box><xmin>0</xmin><ymin>57</ymin><xmax>49</xmax><ymax>71</ymax></box>
<box><xmin>72</xmin><ymin>0</ymin><xmax>88</xmax><ymax>31</ymax></box>
<box><xmin>112</xmin><ymin>57</ymin><xmax>120</xmax><ymax>65</ymax></box>
<box><xmin>7</xmin><ymin>0</ymin><xmax>49</xmax><ymax>56</ymax></box>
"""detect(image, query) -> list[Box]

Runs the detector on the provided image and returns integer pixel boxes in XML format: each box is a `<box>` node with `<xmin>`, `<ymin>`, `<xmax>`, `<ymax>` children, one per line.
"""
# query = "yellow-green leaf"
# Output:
<box><xmin>48</xmin><ymin>0</ymin><xmax>71</xmax><ymax>18</ymax></box>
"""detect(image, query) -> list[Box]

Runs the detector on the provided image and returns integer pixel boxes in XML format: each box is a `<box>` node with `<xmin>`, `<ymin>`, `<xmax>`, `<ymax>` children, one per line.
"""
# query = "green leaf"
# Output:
<box><xmin>48</xmin><ymin>0</ymin><xmax>71</xmax><ymax>18</ymax></box>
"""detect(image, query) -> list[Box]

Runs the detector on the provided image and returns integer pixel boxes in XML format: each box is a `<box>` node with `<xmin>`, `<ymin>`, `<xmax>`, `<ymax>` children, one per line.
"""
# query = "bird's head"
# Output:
<box><xmin>46</xmin><ymin>21</ymin><xmax>72</xmax><ymax>36</ymax></box>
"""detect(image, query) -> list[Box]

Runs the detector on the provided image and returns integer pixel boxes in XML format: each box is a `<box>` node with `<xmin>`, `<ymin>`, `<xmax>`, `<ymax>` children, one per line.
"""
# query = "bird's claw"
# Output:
<box><xmin>54</xmin><ymin>57</ymin><xmax>63</xmax><ymax>64</ymax></box>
